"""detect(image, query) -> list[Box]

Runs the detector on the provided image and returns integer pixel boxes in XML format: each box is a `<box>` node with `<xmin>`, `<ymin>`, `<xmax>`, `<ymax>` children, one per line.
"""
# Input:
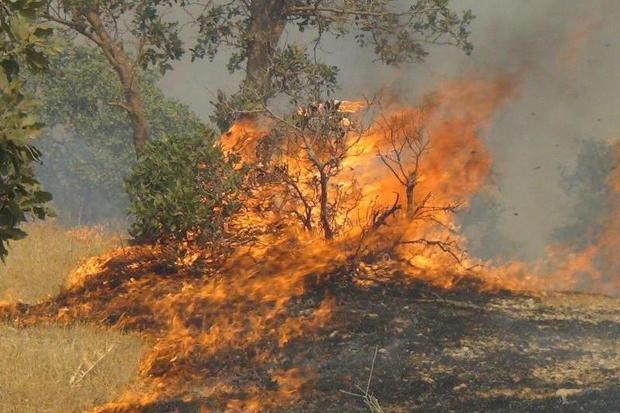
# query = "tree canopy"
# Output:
<box><xmin>0</xmin><ymin>0</ymin><xmax>56</xmax><ymax>258</ymax></box>
<box><xmin>187</xmin><ymin>0</ymin><xmax>474</xmax><ymax>127</ymax></box>
<box><xmin>39</xmin><ymin>0</ymin><xmax>474</xmax><ymax>133</ymax></box>
<box><xmin>0</xmin><ymin>0</ymin><xmax>476</xmax><ymax>255</ymax></box>
<box><xmin>34</xmin><ymin>43</ymin><xmax>206</xmax><ymax>225</ymax></box>
<box><xmin>42</xmin><ymin>0</ymin><xmax>183</xmax><ymax>153</ymax></box>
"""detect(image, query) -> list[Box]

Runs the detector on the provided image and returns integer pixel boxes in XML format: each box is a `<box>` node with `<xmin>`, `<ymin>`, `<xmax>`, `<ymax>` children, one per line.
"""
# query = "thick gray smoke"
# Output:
<box><xmin>159</xmin><ymin>0</ymin><xmax>619</xmax><ymax>261</ymax></box>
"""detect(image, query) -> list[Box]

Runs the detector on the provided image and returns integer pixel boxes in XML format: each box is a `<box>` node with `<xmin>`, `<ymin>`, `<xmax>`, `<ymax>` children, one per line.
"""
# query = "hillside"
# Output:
<box><xmin>2</xmin><ymin>245</ymin><xmax>618</xmax><ymax>412</ymax></box>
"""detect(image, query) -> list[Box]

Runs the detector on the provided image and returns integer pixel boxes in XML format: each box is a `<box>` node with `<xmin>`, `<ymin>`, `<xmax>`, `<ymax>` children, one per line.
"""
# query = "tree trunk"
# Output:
<box><xmin>85</xmin><ymin>10</ymin><xmax>150</xmax><ymax>155</ymax></box>
<box><xmin>406</xmin><ymin>182</ymin><xmax>415</xmax><ymax>219</ymax></box>
<box><xmin>123</xmin><ymin>83</ymin><xmax>150</xmax><ymax>154</ymax></box>
<box><xmin>245</xmin><ymin>0</ymin><xmax>287</xmax><ymax>100</ymax></box>
<box><xmin>319</xmin><ymin>171</ymin><xmax>333</xmax><ymax>240</ymax></box>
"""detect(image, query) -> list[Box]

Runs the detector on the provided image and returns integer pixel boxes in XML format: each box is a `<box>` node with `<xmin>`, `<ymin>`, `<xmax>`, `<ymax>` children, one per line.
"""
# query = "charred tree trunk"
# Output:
<box><xmin>319</xmin><ymin>170</ymin><xmax>334</xmax><ymax>240</ymax></box>
<box><xmin>245</xmin><ymin>0</ymin><xmax>287</xmax><ymax>100</ymax></box>
<box><xmin>85</xmin><ymin>11</ymin><xmax>150</xmax><ymax>155</ymax></box>
<box><xmin>406</xmin><ymin>181</ymin><xmax>415</xmax><ymax>219</ymax></box>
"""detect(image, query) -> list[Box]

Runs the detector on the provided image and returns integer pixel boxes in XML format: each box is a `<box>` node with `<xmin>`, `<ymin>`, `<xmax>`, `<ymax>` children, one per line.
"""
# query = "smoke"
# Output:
<box><xmin>160</xmin><ymin>0</ymin><xmax>620</xmax><ymax>263</ymax></box>
<box><xmin>552</xmin><ymin>138</ymin><xmax>616</xmax><ymax>248</ymax></box>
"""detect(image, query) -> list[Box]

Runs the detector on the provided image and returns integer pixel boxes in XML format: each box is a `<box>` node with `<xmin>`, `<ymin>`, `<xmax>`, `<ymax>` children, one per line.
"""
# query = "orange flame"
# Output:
<box><xmin>7</xmin><ymin>73</ymin><xmax>620</xmax><ymax>411</ymax></box>
<box><xmin>544</xmin><ymin>141</ymin><xmax>620</xmax><ymax>293</ymax></box>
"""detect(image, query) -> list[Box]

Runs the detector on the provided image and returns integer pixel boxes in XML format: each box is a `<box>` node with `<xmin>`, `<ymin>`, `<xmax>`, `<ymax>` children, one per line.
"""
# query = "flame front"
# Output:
<box><xmin>96</xmin><ymin>75</ymin><xmax>523</xmax><ymax>409</ymax></box>
<box><xmin>3</xmin><ymin>73</ymin><xmax>619</xmax><ymax>411</ymax></box>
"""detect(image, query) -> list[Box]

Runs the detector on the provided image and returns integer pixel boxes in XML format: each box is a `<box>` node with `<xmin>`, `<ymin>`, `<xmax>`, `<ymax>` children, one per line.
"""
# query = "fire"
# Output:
<box><xmin>478</xmin><ymin>140</ymin><xmax>620</xmax><ymax>295</ymax></box>
<box><xmin>217</xmin><ymin>73</ymin><xmax>619</xmax><ymax>298</ymax></box>
<box><xmin>219</xmin><ymin>117</ymin><xmax>270</xmax><ymax>165</ymax></box>
<box><xmin>2</xmin><ymin>73</ymin><xmax>618</xmax><ymax>411</ymax></box>
<box><xmin>338</xmin><ymin>99</ymin><xmax>367</xmax><ymax>113</ymax></box>
<box><xmin>352</xmin><ymin>77</ymin><xmax>513</xmax><ymax>208</ymax></box>
<box><xmin>0</xmin><ymin>228</ymin><xmax>347</xmax><ymax>411</ymax></box>
<box><xmin>537</xmin><ymin>140</ymin><xmax>620</xmax><ymax>294</ymax></box>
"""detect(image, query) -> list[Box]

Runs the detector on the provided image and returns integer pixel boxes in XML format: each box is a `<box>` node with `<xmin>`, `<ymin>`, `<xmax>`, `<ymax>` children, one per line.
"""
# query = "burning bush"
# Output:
<box><xmin>125</xmin><ymin>133</ymin><xmax>242</xmax><ymax>243</ymax></box>
<box><xmin>2</xmin><ymin>77</ymin><xmax>539</xmax><ymax>413</ymax></box>
<box><xmin>270</xmin><ymin>99</ymin><xmax>365</xmax><ymax>240</ymax></box>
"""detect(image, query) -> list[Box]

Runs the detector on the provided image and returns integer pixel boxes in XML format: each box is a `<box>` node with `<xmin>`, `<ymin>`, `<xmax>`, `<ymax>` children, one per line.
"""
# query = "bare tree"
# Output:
<box><xmin>377</xmin><ymin>112</ymin><xmax>430</xmax><ymax>218</ymax></box>
<box><xmin>376</xmin><ymin>110</ymin><xmax>465</xmax><ymax>264</ymax></box>
<box><xmin>266</xmin><ymin>100</ymin><xmax>366</xmax><ymax>240</ymax></box>
<box><xmin>273</xmin><ymin>163</ymin><xmax>317</xmax><ymax>233</ymax></box>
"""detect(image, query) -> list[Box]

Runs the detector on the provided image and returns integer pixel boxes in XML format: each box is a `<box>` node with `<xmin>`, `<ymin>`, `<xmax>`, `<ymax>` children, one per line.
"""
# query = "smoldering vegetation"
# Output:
<box><xmin>2</xmin><ymin>0</ymin><xmax>620</xmax><ymax>412</ymax></box>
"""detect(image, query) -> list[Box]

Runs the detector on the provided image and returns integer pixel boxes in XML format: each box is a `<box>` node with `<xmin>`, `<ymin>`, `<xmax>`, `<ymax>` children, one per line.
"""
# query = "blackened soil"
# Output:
<box><xmin>285</xmin><ymin>277</ymin><xmax>620</xmax><ymax>412</ymax></box>
<box><xmin>4</xmin><ymin>248</ymin><xmax>620</xmax><ymax>413</ymax></box>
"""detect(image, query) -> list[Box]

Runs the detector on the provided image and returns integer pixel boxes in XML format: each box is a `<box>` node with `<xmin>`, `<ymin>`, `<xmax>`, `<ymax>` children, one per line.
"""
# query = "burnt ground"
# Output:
<box><xmin>3</xmin><ymin>247</ymin><xmax>620</xmax><ymax>413</ymax></box>
<box><xmin>282</xmin><ymin>275</ymin><xmax>620</xmax><ymax>413</ymax></box>
<box><xmin>141</xmin><ymin>270</ymin><xmax>620</xmax><ymax>413</ymax></box>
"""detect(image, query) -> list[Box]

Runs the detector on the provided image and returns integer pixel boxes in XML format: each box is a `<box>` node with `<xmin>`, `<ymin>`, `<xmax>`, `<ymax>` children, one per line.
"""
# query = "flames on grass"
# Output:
<box><xmin>499</xmin><ymin>140</ymin><xmax>620</xmax><ymax>295</ymax></box>
<box><xmin>2</xmin><ymin>75</ymin><xmax>619</xmax><ymax>412</ymax></box>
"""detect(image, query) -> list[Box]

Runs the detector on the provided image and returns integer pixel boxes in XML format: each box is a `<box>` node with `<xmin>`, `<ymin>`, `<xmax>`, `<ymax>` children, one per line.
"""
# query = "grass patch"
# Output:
<box><xmin>0</xmin><ymin>221</ymin><xmax>121</xmax><ymax>303</ymax></box>
<box><xmin>0</xmin><ymin>324</ymin><xmax>143</xmax><ymax>413</ymax></box>
<box><xmin>0</xmin><ymin>222</ymin><xmax>143</xmax><ymax>411</ymax></box>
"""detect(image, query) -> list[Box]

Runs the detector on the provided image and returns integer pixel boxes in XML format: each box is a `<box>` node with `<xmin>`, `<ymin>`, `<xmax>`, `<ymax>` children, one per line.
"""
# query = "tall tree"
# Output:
<box><xmin>190</xmin><ymin>0</ymin><xmax>474</xmax><ymax>126</ymax></box>
<box><xmin>0</xmin><ymin>0</ymin><xmax>55</xmax><ymax>257</ymax></box>
<box><xmin>42</xmin><ymin>0</ymin><xmax>183</xmax><ymax>154</ymax></box>
<box><xmin>33</xmin><ymin>44</ymin><xmax>206</xmax><ymax>225</ymax></box>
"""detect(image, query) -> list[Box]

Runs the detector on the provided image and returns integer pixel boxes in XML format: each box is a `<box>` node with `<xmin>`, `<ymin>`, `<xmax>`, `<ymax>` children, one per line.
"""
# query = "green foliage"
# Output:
<box><xmin>46</xmin><ymin>0</ymin><xmax>183</xmax><ymax>74</ymax></box>
<box><xmin>0</xmin><ymin>0</ymin><xmax>56</xmax><ymax>258</ymax></box>
<box><xmin>212</xmin><ymin>45</ymin><xmax>340</xmax><ymax>130</ymax></box>
<box><xmin>125</xmin><ymin>134</ymin><xmax>241</xmax><ymax>243</ymax></box>
<box><xmin>33</xmin><ymin>43</ymin><xmax>205</xmax><ymax>225</ymax></box>
<box><xmin>191</xmin><ymin>0</ymin><xmax>473</xmax><ymax>128</ymax></box>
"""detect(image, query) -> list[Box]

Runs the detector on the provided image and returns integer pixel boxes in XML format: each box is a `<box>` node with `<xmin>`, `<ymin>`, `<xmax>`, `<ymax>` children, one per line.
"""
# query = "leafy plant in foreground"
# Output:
<box><xmin>126</xmin><ymin>133</ymin><xmax>241</xmax><ymax>243</ymax></box>
<box><xmin>0</xmin><ymin>0</ymin><xmax>56</xmax><ymax>257</ymax></box>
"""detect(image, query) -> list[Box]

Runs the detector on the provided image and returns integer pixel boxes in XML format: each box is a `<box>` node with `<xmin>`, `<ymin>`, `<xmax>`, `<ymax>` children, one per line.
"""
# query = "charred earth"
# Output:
<box><xmin>2</xmin><ymin>245</ymin><xmax>619</xmax><ymax>413</ymax></box>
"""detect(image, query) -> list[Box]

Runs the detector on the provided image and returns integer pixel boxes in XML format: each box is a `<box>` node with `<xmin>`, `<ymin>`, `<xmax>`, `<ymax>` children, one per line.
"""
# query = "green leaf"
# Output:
<box><xmin>9</xmin><ymin>16</ymin><xmax>29</xmax><ymax>41</ymax></box>
<box><xmin>2</xmin><ymin>227</ymin><xmax>27</xmax><ymax>240</ymax></box>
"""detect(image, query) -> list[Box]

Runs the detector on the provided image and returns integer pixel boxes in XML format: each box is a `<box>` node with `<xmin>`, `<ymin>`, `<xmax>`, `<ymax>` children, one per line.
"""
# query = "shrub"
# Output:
<box><xmin>125</xmin><ymin>133</ymin><xmax>241</xmax><ymax>243</ymax></box>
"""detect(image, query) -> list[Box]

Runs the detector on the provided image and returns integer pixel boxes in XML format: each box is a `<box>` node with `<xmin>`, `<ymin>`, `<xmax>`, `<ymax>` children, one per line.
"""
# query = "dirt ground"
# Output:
<box><xmin>289</xmin><ymin>278</ymin><xmax>620</xmax><ymax>412</ymax></box>
<box><xmin>2</xmin><ymin>248</ymin><xmax>619</xmax><ymax>412</ymax></box>
<box><xmin>135</xmin><ymin>275</ymin><xmax>620</xmax><ymax>412</ymax></box>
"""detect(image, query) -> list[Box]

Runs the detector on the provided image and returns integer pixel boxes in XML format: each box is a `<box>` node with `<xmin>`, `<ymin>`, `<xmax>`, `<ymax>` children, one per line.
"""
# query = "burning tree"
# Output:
<box><xmin>373</xmin><ymin>109</ymin><xmax>465</xmax><ymax>265</ymax></box>
<box><xmin>377</xmin><ymin>111</ymin><xmax>430</xmax><ymax>219</ymax></box>
<box><xmin>266</xmin><ymin>100</ymin><xmax>367</xmax><ymax>240</ymax></box>
<box><xmin>378</xmin><ymin>109</ymin><xmax>462</xmax><ymax>221</ymax></box>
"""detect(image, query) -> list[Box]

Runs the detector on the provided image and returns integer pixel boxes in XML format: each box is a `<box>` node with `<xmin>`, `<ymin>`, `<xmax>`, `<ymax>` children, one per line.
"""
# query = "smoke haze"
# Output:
<box><xmin>158</xmin><ymin>0</ymin><xmax>620</xmax><ymax>261</ymax></box>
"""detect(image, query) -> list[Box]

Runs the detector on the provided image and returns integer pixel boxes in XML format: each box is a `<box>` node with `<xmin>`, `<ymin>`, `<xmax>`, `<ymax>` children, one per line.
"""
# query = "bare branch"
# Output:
<box><xmin>400</xmin><ymin>237</ymin><xmax>464</xmax><ymax>265</ymax></box>
<box><xmin>107</xmin><ymin>101</ymin><xmax>131</xmax><ymax>112</ymax></box>
<box><xmin>372</xmin><ymin>193</ymin><xmax>400</xmax><ymax>229</ymax></box>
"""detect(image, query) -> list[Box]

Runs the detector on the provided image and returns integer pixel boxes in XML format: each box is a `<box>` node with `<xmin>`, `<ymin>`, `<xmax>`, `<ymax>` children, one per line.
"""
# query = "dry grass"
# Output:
<box><xmin>0</xmin><ymin>221</ymin><xmax>122</xmax><ymax>303</ymax></box>
<box><xmin>0</xmin><ymin>222</ymin><xmax>143</xmax><ymax>412</ymax></box>
<box><xmin>341</xmin><ymin>347</ymin><xmax>385</xmax><ymax>413</ymax></box>
<box><xmin>0</xmin><ymin>324</ymin><xmax>143</xmax><ymax>413</ymax></box>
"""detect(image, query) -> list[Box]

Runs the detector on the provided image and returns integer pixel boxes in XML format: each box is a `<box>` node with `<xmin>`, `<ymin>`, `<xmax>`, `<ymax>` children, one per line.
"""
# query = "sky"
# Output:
<box><xmin>158</xmin><ymin>0</ymin><xmax>620</xmax><ymax>260</ymax></box>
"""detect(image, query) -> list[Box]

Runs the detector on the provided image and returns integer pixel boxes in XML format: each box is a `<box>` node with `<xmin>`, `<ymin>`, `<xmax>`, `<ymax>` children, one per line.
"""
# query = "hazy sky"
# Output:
<box><xmin>158</xmin><ymin>0</ymin><xmax>619</xmax><ymax>259</ymax></box>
